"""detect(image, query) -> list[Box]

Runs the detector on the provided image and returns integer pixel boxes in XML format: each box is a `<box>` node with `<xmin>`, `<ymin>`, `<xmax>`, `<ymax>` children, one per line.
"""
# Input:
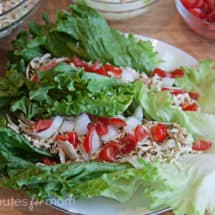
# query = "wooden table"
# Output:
<box><xmin>0</xmin><ymin>0</ymin><xmax>214</xmax><ymax>215</ymax></box>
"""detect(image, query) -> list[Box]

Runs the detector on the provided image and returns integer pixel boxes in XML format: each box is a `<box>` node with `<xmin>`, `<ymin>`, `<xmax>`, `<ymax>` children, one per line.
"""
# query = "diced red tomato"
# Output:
<box><xmin>182</xmin><ymin>102</ymin><xmax>198</xmax><ymax>111</ymax></box>
<box><xmin>95</xmin><ymin>121</ymin><xmax>108</xmax><ymax>136</ymax></box>
<box><xmin>72</xmin><ymin>56</ymin><xmax>123</xmax><ymax>77</ymax></box>
<box><xmin>31</xmin><ymin>75</ymin><xmax>39</xmax><ymax>84</ymax></box>
<box><xmin>98</xmin><ymin>141</ymin><xmax>122</xmax><ymax>162</ymax></box>
<box><xmin>181</xmin><ymin>0</ymin><xmax>215</xmax><ymax>23</ymax></box>
<box><xmin>181</xmin><ymin>0</ymin><xmax>199</xmax><ymax>8</ymax></box>
<box><xmin>33</xmin><ymin>119</ymin><xmax>52</xmax><ymax>132</ymax></box>
<box><xmin>171</xmin><ymin>89</ymin><xmax>186</xmax><ymax>95</ymax></box>
<box><xmin>87</xmin><ymin>63</ymin><xmax>122</xmax><ymax>77</ymax></box>
<box><xmin>161</xmin><ymin>87</ymin><xmax>186</xmax><ymax>95</ymax></box>
<box><xmin>151</xmin><ymin>123</ymin><xmax>167</xmax><ymax>142</ymax></box>
<box><xmin>71</xmin><ymin>56</ymin><xmax>86</xmax><ymax>67</ymax></box>
<box><xmin>151</xmin><ymin>68</ymin><xmax>170</xmax><ymax>78</ymax></box>
<box><xmin>40</xmin><ymin>59</ymin><xmax>58</xmax><ymax>72</ymax></box>
<box><xmin>103</xmin><ymin>64</ymin><xmax>122</xmax><ymax>76</ymax></box>
<box><xmin>195</xmin><ymin>0</ymin><xmax>204</xmax><ymax>8</ymax></box>
<box><xmin>55</xmin><ymin>132</ymin><xmax>78</xmax><ymax>148</ymax></box>
<box><xmin>189</xmin><ymin>8</ymin><xmax>206</xmax><ymax>18</ymax></box>
<box><xmin>192</xmin><ymin>139</ymin><xmax>212</xmax><ymax>151</ymax></box>
<box><xmin>205</xmin><ymin>0</ymin><xmax>214</xmax><ymax>11</ymax></box>
<box><xmin>89</xmin><ymin>61</ymin><xmax>100</xmax><ymax>71</ymax></box>
<box><xmin>67</xmin><ymin>132</ymin><xmax>78</xmax><ymax>148</ymax></box>
<box><xmin>40</xmin><ymin>157</ymin><xmax>57</xmax><ymax>165</ymax></box>
<box><xmin>94</xmin><ymin>67</ymin><xmax>108</xmax><ymax>76</ymax></box>
<box><xmin>55</xmin><ymin>134</ymin><xmax>68</xmax><ymax>142</ymax></box>
<box><xmin>207</xmin><ymin>10</ymin><xmax>215</xmax><ymax>22</ymax></box>
<box><xmin>120</xmin><ymin>133</ymin><xmax>138</xmax><ymax>154</ymax></box>
<box><xmin>91</xmin><ymin>117</ymin><xmax>126</xmax><ymax>136</ymax></box>
<box><xmin>170</xmin><ymin>69</ymin><xmax>184</xmax><ymax>78</ymax></box>
<box><xmin>107</xmin><ymin>118</ymin><xmax>127</xmax><ymax>127</ymax></box>
<box><xmin>189</xmin><ymin>92</ymin><xmax>200</xmax><ymax>100</ymax></box>
<box><xmin>85</xmin><ymin>62</ymin><xmax>108</xmax><ymax>76</ymax></box>
<box><xmin>83</xmin><ymin>125</ymin><xmax>96</xmax><ymax>153</ymax></box>
<box><xmin>134</xmin><ymin>125</ymin><xmax>148</xmax><ymax>141</ymax></box>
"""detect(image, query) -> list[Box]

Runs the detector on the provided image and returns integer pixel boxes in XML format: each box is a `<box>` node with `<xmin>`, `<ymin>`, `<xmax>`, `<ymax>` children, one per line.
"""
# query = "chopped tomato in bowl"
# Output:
<box><xmin>176</xmin><ymin>0</ymin><xmax>215</xmax><ymax>40</ymax></box>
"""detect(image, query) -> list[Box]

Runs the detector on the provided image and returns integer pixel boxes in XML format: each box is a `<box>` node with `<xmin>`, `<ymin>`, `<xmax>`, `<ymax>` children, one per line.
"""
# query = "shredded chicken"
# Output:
<box><xmin>118</xmin><ymin>121</ymin><xmax>194</xmax><ymax>163</ymax></box>
<box><xmin>26</xmin><ymin>53</ymin><xmax>70</xmax><ymax>80</ymax></box>
<box><xmin>7</xmin><ymin>114</ymin><xmax>196</xmax><ymax>164</ymax></box>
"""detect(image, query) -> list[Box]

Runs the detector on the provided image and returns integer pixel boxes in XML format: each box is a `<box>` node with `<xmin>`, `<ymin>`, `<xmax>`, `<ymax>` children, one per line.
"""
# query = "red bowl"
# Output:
<box><xmin>175</xmin><ymin>0</ymin><xmax>215</xmax><ymax>40</ymax></box>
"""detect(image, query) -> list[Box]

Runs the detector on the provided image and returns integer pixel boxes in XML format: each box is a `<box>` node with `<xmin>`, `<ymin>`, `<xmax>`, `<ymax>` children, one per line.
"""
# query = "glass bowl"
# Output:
<box><xmin>0</xmin><ymin>0</ymin><xmax>40</xmax><ymax>49</ymax></box>
<box><xmin>82</xmin><ymin>0</ymin><xmax>159</xmax><ymax>21</ymax></box>
<box><xmin>175</xmin><ymin>0</ymin><xmax>215</xmax><ymax>40</ymax></box>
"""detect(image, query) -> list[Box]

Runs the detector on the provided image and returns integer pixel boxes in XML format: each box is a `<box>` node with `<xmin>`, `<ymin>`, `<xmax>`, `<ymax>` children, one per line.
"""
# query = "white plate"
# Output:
<box><xmin>49</xmin><ymin>35</ymin><xmax>198</xmax><ymax>215</ymax></box>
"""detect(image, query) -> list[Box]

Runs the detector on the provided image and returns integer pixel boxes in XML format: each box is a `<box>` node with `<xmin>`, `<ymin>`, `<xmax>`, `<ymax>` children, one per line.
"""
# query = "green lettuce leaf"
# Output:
<box><xmin>175</xmin><ymin>60</ymin><xmax>215</xmax><ymax>115</ymax></box>
<box><xmin>0</xmin><ymin>128</ymin><xmax>52</xmax><ymax>176</ymax></box>
<box><xmin>11</xmin><ymin>3</ymin><xmax>160</xmax><ymax>73</ymax></box>
<box><xmin>0</xmin><ymin>70</ymin><xmax>27</xmax><ymax>109</ymax></box>
<box><xmin>0</xmin><ymin>116</ymin><xmax>7</xmax><ymax>128</ymax></box>
<box><xmin>150</xmin><ymin>154</ymin><xmax>215</xmax><ymax>215</ymax></box>
<box><xmin>0</xmin><ymin>64</ymin><xmax>136</xmax><ymax>119</ymax></box>
<box><xmin>62</xmin><ymin>160</ymin><xmax>159</xmax><ymax>202</ymax></box>
<box><xmin>138</xmin><ymin>87</ymin><xmax>215</xmax><ymax>152</ymax></box>
<box><xmin>3</xmin><ymin>161</ymin><xmax>131</xmax><ymax>200</ymax></box>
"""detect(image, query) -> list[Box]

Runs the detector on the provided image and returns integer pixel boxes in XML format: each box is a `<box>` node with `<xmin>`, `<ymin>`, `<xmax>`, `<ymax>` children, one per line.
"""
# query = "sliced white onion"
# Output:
<box><xmin>101</xmin><ymin>125</ymin><xmax>120</xmax><ymax>142</ymax></box>
<box><xmin>78</xmin><ymin>144</ymin><xmax>89</xmax><ymax>161</ymax></box>
<box><xmin>58</xmin><ymin>148</ymin><xmax>66</xmax><ymax>164</ymax></box>
<box><xmin>59</xmin><ymin>141</ymin><xmax>79</xmax><ymax>160</ymax></box>
<box><xmin>121</xmin><ymin>67</ymin><xmax>139</xmax><ymax>82</ymax></box>
<box><xmin>60</xmin><ymin>120</ymin><xmax>75</xmax><ymax>133</ymax></box>
<box><xmin>91</xmin><ymin>130</ymin><xmax>102</xmax><ymax>153</ymax></box>
<box><xmin>162</xmin><ymin>139</ymin><xmax>176</xmax><ymax>150</ymax></box>
<box><xmin>162</xmin><ymin>77</ymin><xmax>175</xmax><ymax>87</ymax></box>
<box><xmin>124</xmin><ymin>157</ymin><xmax>140</xmax><ymax>169</ymax></box>
<box><xmin>34</xmin><ymin>116</ymin><xmax>63</xmax><ymax>138</ymax></box>
<box><xmin>133</xmin><ymin>106</ymin><xmax>144</xmax><ymax>121</ymax></box>
<box><xmin>125</xmin><ymin>117</ymin><xmax>140</xmax><ymax>134</ymax></box>
<box><xmin>75</xmin><ymin>113</ymin><xmax>91</xmax><ymax>135</ymax></box>
<box><xmin>183</xmin><ymin>133</ymin><xmax>194</xmax><ymax>146</ymax></box>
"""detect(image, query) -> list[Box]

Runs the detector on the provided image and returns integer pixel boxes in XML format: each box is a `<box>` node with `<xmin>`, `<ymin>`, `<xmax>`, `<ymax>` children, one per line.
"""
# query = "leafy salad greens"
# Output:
<box><xmin>175</xmin><ymin>60</ymin><xmax>215</xmax><ymax>115</ymax></box>
<box><xmin>1</xmin><ymin>65</ymin><xmax>135</xmax><ymax>119</ymax></box>
<box><xmin>11</xmin><ymin>4</ymin><xmax>160</xmax><ymax>74</ymax></box>
<box><xmin>0</xmin><ymin>3</ymin><xmax>215</xmax><ymax>215</ymax></box>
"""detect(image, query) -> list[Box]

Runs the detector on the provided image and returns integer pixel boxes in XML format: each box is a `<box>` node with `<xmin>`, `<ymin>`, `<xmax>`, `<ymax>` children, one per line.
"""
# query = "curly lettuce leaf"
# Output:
<box><xmin>0</xmin><ymin>70</ymin><xmax>27</xmax><ymax>109</ymax></box>
<box><xmin>150</xmin><ymin>154</ymin><xmax>215</xmax><ymax>215</ymax></box>
<box><xmin>5</xmin><ymin>153</ymin><xmax>215</xmax><ymax>215</ymax></box>
<box><xmin>175</xmin><ymin>60</ymin><xmax>215</xmax><ymax>114</ymax></box>
<box><xmin>0</xmin><ymin>63</ymin><xmax>136</xmax><ymax>119</ymax></box>
<box><xmin>0</xmin><ymin>116</ymin><xmax>7</xmax><ymax>128</ymax></box>
<box><xmin>11</xmin><ymin>3</ymin><xmax>160</xmax><ymax>73</ymax></box>
<box><xmin>62</xmin><ymin>161</ymin><xmax>159</xmax><ymax>202</ymax></box>
<box><xmin>3</xmin><ymin>161</ymin><xmax>131</xmax><ymax>200</ymax></box>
